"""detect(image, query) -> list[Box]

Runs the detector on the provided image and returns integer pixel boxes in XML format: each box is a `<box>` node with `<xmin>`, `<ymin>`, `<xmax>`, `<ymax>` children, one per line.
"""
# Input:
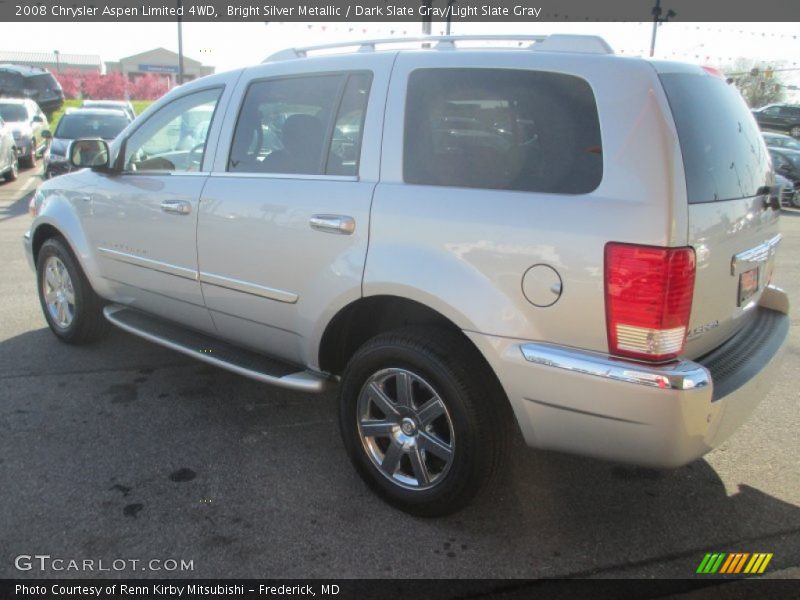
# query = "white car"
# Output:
<box><xmin>0</xmin><ymin>98</ymin><xmax>48</xmax><ymax>168</ymax></box>
<box><xmin>24</xmin><ymin>35</ymin><xmax>790</xmax><ymax>515</ymax></box>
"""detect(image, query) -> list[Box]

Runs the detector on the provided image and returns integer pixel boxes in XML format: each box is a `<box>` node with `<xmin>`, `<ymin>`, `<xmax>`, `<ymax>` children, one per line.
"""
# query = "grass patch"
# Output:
<box><xmin>47</xmin><ymin>99</ymin><xmax>154</xmax><ymax>132</ymax></box>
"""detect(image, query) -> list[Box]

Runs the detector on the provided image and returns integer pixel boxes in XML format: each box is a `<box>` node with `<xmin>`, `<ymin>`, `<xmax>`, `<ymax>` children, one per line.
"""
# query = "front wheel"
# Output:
<box><xmin>790</xmin><ymin>125</ymin><xmax>800</xmax><ymax>139</ymax></box>
<box><xmin>3</xmin><ymin>150</ymin><xmax>17</xmax><ymax>181</ymax></box>
<box><xmin>20</xmin><ymin>140</ymin><xmax>36</xmax><ymax>168</ymax></box>
<box><xmin>339</xmin><ymin>328</ymin><xmax>507</xmax><ymax>516</ymax></box>
<box><xmin>36</xmin><ymin>237</ymin><xmax>110</xmax><ymax>344</ymax></box>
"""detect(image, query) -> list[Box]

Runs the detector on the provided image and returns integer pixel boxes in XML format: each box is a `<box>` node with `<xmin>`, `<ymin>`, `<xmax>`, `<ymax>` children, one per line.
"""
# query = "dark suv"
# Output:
<box><xmin>753</xmin><ymin>103</ymin><xmax>800</xmax><ymax>138</ymax></box>
<box><xmin>0</xmin><ymin>64</ymin><xmax>64</xmax><ymax>118</ymax></box>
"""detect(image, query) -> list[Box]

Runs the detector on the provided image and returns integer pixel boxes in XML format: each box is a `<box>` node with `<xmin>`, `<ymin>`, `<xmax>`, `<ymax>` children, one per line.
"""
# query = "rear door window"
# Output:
<box><xmin>403</xmin><ymin>68</ymin><xmax>602</xmax><ymax>194</ymax></box>
<box><xmin>228</xmin><ymin>72</ymin><xmax>372</xmax><ymax>176</ymax></box>
<box><xmin>660</xmin><ymin>73</ymin><xmax>771</xmax><ymax>204</ymax></box>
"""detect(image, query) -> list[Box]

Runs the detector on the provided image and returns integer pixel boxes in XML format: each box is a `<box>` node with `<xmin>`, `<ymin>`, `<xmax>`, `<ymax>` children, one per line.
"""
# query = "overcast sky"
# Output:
<box><xmin>2</xmin><ymin>21</ymin><xmax>799</xmax><ymax>97</ymax></box>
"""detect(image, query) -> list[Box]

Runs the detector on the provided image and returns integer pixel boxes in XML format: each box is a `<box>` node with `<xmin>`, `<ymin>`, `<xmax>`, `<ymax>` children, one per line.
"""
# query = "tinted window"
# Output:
<box><xmin>229</xmin><ymin>73</ymin><xmax>370</xmax><ymax>175</ymax></box>
<box><xmin>54</xmin><ymin>113</ymin><xmax>130</xmax><ymax>140</ymax></box>
<box><xmin>27</xmin><ymin>74</ymin><xmax>59</xmax><ymax>93</ymax></box>
<box><xmin>0</xmin><ymin>71</ymin><xmax>23</xmax><ymax>90</ymax></box>
<box><xmin>0</xmin><ymin>103</ymin><xmax>28</xmax><ymax>122</ymax></box>
<box><xmin>327</xmin><ymin>73</ymin><xmax>372</xmax><ymax>176</ymax></box>
<box><xmin>660</xmin><ymin>73</ymin><xmax>771</xmax><ymax>204</ymax></box>
<box><xmin>404</xmin><ymin>68</ymin><xmax>602</xmax><ymax>194</ymax></box>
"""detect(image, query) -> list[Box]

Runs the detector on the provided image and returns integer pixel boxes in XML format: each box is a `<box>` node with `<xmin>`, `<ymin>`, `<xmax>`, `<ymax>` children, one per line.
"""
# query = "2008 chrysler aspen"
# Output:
<box><xmin>25</xmin><ymin>35</ymin><xmax>790</xmax><ymax>515</ymax></box>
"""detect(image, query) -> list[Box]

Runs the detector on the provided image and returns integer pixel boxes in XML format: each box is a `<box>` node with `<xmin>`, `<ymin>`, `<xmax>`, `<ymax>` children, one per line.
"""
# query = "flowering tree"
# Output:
<box><xmin>130</xmin><ymin>74</ymin><xmax>169</xmax><ymax>100</ymax></box>
<box><xmin>54</xmin><ymin>69</ymin><xmax>83</xmax><ymax>99</ymax></box>
<box><xmin>81</xmin><ymin>72</ymin><xmax>129</xmax><ymax>100</ymax></box>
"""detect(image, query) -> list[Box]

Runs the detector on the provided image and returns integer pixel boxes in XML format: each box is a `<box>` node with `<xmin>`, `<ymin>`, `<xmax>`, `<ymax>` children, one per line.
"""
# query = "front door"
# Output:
<box><xmin>80</xmin><ymin>87</ymin><xmax>223</xmax><ymax>332</ymax></box>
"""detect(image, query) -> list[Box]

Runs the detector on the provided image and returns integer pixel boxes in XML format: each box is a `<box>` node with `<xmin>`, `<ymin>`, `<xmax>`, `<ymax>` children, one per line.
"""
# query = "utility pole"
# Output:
<box><xmin>422</xmin><ymin>0</ymin><xmax>432</xmax><ymax>36</ymax></box>
<box><xmin>177</xmin><ymin>0</ymin><xmax>185</xmax><ymax>86</ymax></box>
<box><xmin>650</xmin><ymin>0</ymin><xmax>676</xmax><ymax>57</ymax></box>
<box><xmin>446</xmin><ymin>0</ymin><xmax>457</xmax><ymax>36</ymax></box>
<box><xmin>53</xmin><ymin>50</ymin><xmax>60</xmax><ymax>74</ymax></box>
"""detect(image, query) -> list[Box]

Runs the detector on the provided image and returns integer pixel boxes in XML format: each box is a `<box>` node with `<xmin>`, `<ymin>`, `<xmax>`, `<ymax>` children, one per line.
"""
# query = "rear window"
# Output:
<box><xmin>660</xmin><ymin>73</ymin><xmax>771</xmax><ymax>204</ymax></box>
<box><xmin>54</xmin><ymin>113</ymin><xmax>130</xmax><ymax>140</ymax></box>
<box><xmin>404</xmin><ymin>68</ymin><xmax>602</xmax><ymax>194</ymax></box>
<box><xmin>26</xmin><ymin>73</ymin><xmax>59</xmax><ymax>93</ymax></box>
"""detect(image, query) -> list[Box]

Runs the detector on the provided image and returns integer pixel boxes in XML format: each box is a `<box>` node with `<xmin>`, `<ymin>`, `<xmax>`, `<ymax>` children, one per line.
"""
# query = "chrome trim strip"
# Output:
<box><xmin>199</xmin><ymin>271</ymin><xmax>298</xmax><ymax>304</ymax></box>
<box><xmin>97</xmin><ymin>247</ymin><xmax>197</xmax><ymax>280</ymax></box>
<box><xmin>103</xmin><ymin>305</ymin><xmax>328</xmax><ymax>393</ymax></box>
<box><xmin>519</xmin><ymin>342</ymin><xmax>710</xmax><ymax>391</ymax></box>
<box><xmin>731</xmin><ymin>234</ymin><xmax>782</xmax><ymax>276</ymax></box>
<box><xmin>208</xmin><ymin>172</ymin><xmax>358</xmax><ymax>182</ymax></box>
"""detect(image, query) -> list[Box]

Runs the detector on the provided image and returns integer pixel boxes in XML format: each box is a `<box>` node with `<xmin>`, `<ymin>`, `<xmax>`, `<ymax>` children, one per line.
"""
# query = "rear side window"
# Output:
<box><xmin>403</xmin><ymin>68</ymin><xmax>602</xmax><ymax>194</ymax></box>
<box><xmin>660</xmin><ymin>73</ymin><xmax>771</xmax><ymax>204</ymax></box>
<box><xmin>228</xmin><ymin>72</ymin><xmax>372</xmax><ymax>176</ymax></box>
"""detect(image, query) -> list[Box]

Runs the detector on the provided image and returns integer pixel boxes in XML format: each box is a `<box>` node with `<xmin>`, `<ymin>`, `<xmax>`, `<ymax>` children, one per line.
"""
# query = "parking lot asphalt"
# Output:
<box><xmin>1</xmin><ymin>165</ymin><xmax>799</xmax><ymax>580</ymax></box>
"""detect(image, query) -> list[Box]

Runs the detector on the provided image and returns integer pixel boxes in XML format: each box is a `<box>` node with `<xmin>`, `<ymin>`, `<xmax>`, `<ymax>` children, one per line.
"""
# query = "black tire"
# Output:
<box><xmin>36</xmin><ymin>237</ymin><xmax>110</xmax><ymax>344</ymax></box>
<box><xmin>3</xmin><ymin>151</ymin><xmax>17</xmax><ymax>182</ymax></box>
<box><xmin>339</xmin><ymin>327</ymin><xmax>508</xmax><ymax>517</ymax></box>
<box><xmin>20</xmin><ymin>140</ymin><xmax>36</xmax><ymax>168</ymax></box>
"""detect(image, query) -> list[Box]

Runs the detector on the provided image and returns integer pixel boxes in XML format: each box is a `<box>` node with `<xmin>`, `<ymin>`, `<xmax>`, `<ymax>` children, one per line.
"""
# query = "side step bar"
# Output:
<box><xmin>103</xmin><ymin>305</ymin><xmax>330</xmax><ymax>393</ymax></box>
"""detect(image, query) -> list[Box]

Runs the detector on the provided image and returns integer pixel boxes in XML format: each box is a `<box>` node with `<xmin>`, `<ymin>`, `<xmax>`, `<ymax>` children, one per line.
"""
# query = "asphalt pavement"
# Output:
<box><xmin>1</xmin><ymin>164</ymin><xmax>798</xmax><ymax>580</ymax></box>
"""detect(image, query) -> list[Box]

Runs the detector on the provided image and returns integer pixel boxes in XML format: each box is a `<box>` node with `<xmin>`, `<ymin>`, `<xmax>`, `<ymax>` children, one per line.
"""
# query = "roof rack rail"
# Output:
<box><xmin>264</xmin><ymin>34</ymin><xmax>614</xmax><ymax>63</ymax></box>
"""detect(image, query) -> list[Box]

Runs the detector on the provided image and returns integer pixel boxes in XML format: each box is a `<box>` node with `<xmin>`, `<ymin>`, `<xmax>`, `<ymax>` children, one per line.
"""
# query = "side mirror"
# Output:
<box><xmin>41</xmin><ymin>130</ymin><xmax>52</xmax><ymax>139</ymax></box>
<box><xmin>32</xmin><ymin>115</ymin><xmax>44</xmax><ymax>123</ymax></box>
<box><xmin>69</xmin><ymin>138</ymin><xmax>110</xmax><ymax>169</ymax></box>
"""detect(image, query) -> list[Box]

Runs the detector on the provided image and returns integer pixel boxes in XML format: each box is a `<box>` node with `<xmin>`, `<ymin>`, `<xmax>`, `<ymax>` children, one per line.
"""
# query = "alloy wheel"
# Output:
<box><xmin>42</xmin><ymin>256</ymin><xmax>76</xmax><ymax>329</ymax></box>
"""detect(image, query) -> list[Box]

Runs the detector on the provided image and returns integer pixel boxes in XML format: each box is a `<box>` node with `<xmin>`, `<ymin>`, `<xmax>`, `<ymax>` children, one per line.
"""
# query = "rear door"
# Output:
<box><xmin>198</xmin><ymin>55</ymin><xmax>392</xmax><ymax>366</ymax></box>
<box><xmin>658</xmin><ymin>67</ymin><xmax>781</xmax><ymax>357</ymax></box>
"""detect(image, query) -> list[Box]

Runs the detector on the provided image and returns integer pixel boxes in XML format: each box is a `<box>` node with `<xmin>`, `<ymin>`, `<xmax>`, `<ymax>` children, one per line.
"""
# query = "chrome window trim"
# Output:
<box><xmin>208</xmin><ymin>172</ymin><xmax>358</xmax><ymax>182</ymax></box>
<box><xmin>519</xmin><ymin>342</ymin><xmax>710</xmax><ymax>391</ymax></box>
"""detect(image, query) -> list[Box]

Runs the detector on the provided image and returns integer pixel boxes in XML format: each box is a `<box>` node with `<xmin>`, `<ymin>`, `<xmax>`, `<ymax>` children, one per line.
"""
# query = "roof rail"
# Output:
<box><xmin>263</xmin><ymin>34</ymin><xmax>614</xmax><ymax>63</ymax></box>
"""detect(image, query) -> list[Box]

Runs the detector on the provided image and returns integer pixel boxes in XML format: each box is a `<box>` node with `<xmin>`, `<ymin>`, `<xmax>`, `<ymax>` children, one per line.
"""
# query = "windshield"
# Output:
<box><xmin>54</xmin><ymin>113</ymin><xmax>129</xmax><ymax>140</ymax></box>
<box><xmin>660</xmin><ymin>72</ymin><xmax>771</xmax><ymax>204</ymax></box>
<box><xmin>0</xmin><ymin>103</ymin><xmax>27</xmax><ymax>122</ymax></box>
<box><xmin>782</xmin><ymin>152</ymin><xmax>800</xmax><ymax>170</ymax></box>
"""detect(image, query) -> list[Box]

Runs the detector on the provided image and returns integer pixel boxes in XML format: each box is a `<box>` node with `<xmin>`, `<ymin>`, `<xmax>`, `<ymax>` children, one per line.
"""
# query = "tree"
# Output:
<box><xmin>54</xmin><ymin>69</ymin><xmax>83</xmax><ymax>99</ymax></box>
<box><xmin>723</xmin><ymin>58</ymin><xmax>787</xmax><ymax>108</ymax></box>
<box><xmin>129</xmin><ymin>74</ymin><xmax>169</xmax><ymax>100</ymax></box>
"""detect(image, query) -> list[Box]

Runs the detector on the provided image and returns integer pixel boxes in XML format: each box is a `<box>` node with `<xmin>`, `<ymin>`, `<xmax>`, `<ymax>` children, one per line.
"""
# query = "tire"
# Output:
<box><xmin>3</xmin><ymin>151</ymin><xmax>17</xmax><ymax>182</ymax></box>
<box><xmin>20</xmin><ymin>140</ymin><xmax>35</xmax><ymax>168</ymax></box>
<box><xmin>339</xmin><ymin>327</ymin><xmax>508</xmax><ymax>516</ymax></box>
<box><xmin>36</xmin><ymin>237</ymin><xmax>110</xmax><ymax>344</ymax></box>
<box><xmin>790</xmin><ymin>125</ymin><xmax>800</xmax><ymax>139</ymax></box>
<box><xmin>792</xmin><ymin>191</ymin><xmax>800</xmax><ymax>209</ymax></box>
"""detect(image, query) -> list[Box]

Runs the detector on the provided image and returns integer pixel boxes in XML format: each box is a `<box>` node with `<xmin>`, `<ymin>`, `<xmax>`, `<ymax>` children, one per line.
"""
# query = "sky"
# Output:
<box><xmin>1</xmin><ymin>21</ymin><xmax>799</xmax><ymax>98</ymax></box>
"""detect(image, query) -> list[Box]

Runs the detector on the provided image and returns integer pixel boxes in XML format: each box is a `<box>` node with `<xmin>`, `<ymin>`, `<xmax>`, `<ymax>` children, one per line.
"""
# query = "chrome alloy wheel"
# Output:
<box><xmin>357</xmin><ymin>368</ymin><xmax>455</xmax><ymax>490</ymax></box>
<box><xmin>42</xmin><ymin>256</ymin><xmax>75</xmax><ymax>329</ymax></box>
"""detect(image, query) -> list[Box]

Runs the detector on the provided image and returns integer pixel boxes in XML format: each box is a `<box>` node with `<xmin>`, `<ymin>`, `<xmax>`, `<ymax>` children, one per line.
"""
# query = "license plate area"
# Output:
<box><xmin>738</xmin><ymin>267</ymin><xmax>759</xmax><ymax>306</ymax></box>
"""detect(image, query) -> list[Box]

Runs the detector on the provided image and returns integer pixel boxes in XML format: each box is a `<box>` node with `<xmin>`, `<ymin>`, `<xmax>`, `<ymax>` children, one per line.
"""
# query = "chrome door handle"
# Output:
<box><xmin>309</xmin><ymin>214</ymin><xmax>355</xmax><ymax>235</ymax></box>
<box><xmin>160</xmin><ymin>200</ymin><xmax>192</xmax><ymax>215</ymax></box>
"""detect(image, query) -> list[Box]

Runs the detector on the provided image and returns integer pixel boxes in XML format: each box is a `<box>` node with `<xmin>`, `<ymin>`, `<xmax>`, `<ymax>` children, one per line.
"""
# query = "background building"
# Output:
<box><xmin>0</xmin><ymin>50</ymin><xmax>101</xmax><ymax>74</ymax></box>
<box><xmin>105</xmin><ymin>48</ymin><xmax>214</xmax><ymax>87</ymax></box>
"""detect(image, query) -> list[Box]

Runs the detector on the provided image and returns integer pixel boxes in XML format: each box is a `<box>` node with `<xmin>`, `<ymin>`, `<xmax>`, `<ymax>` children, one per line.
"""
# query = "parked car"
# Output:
<box><xmin>775</xmin><ymin>173</ymin><xmax>799</xmax><ymax>208</ymax></box>
<box><xmin>753</xmin><ymin>103</ymin><xmax>800</xmax><ymax>138</ymax></box>
<box><xmin>81</xmin><ymin>99</ymin><xmax>136</xmax><ymax>121</ymax></box>
<box><xmin>24</xmin><ymin>35</ymin><xmax>790</xmax><ymax>516</ymax></box>
<box><xmin>43</xmin><ymin>108</ymin><xmax>132</xmax><ymax>179</ymax></box>
<box><xmin>0</xmin><ymin>98</ymin><xmax>48</xmax><ymax>168</ymax></box>
<box><xmin>763</xmin><ymin>131</ymin><xmax>800</xmax><ymax>151</ymax></box>
<box><xmin>0</xmin><ymin>64</ymin><xmax>64</xmax><ymax>117</ymax></box>
<box><xmin>769</xmin><ymin>147</ymin><xmax>800</xmax><ymax>186</ymax></box>
<box><xmin>0</xmin><ymin>115</ymin><xmax>18</xmax><ymax>182</ymax></box>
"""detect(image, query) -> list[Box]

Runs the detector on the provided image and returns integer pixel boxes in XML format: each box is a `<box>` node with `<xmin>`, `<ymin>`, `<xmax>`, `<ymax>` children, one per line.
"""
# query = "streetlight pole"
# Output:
<box><xmin>53</xmin><ymin>50</ymin><xmax>60</xmax><ymax>74</ymax></box>
<box><xmin>177</xmin><ymin>0</ymin><xmax>185</xmax><ymax>86</ymax></box>
<box><xmin>446</xmin><ymin>0</ymin><xmax>457</xmax><ymax>36</ymax></box>
<box><xmin>650</xmin><ymin>0</ymin><xmax>676</xmax><ymax>58</ymax></box>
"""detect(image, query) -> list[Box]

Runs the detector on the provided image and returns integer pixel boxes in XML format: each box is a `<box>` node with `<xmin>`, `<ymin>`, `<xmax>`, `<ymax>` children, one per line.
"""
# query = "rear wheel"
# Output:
<box><xmin>20</xmin><ymin>140</ymin><xmax>36</xmax><ymax>168</ymax></box>
<box><xmin>36</xmin><ymin>237</ymin><xmax>110</xmax><ymax>344</ymax></box>
<box><xmin>790</xmin><ymin>125</ymin><xmax>800</xmax><ymax>138</ymax></box>
<box><xmin>339</xmin><ymin>328</ymin><xmax>507</xmax><ymax>516</ymax></box>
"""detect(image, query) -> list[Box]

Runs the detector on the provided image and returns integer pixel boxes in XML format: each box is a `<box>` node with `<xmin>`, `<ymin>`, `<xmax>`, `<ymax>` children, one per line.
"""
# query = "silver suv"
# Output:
<box><xmin>24</xmin><ymin>36</ymin><xmax>790</xmax><ymax>516</ymax></box>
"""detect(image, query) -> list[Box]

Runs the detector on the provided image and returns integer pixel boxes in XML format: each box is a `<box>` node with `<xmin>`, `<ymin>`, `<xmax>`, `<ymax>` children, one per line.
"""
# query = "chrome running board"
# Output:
<box><xmin>103</xmin><ymin>305</ymin><xmax>329</xmax><ymax>393</ymax></box>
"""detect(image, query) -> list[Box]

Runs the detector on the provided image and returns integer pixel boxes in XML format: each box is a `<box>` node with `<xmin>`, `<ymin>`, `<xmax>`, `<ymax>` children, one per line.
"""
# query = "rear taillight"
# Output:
<box><xmin>604</xmin><ymin>243</ymin><xmax>696</xmax><ymax>362</ymax></box>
